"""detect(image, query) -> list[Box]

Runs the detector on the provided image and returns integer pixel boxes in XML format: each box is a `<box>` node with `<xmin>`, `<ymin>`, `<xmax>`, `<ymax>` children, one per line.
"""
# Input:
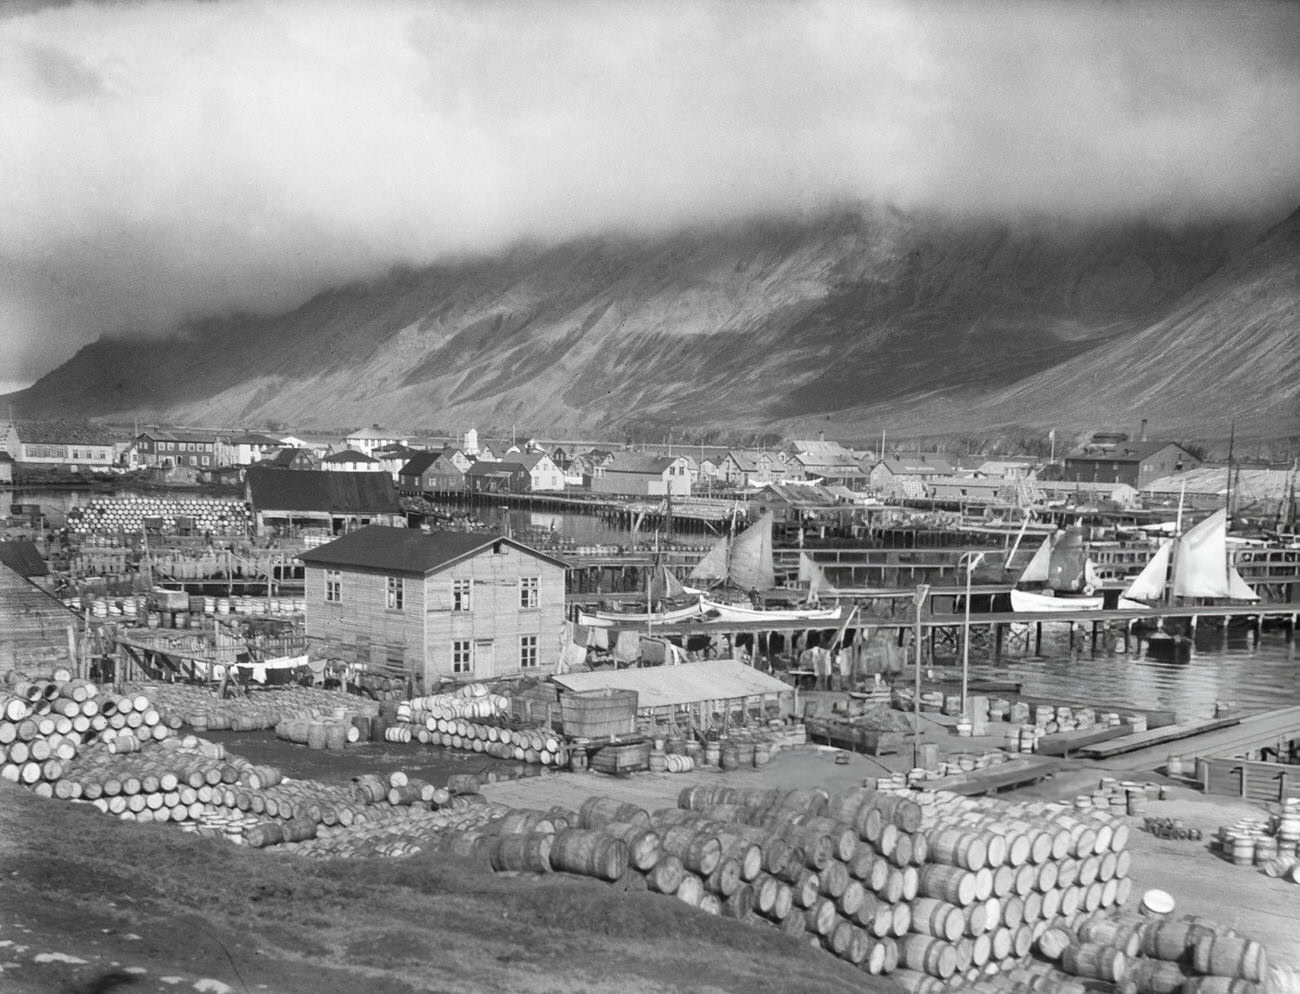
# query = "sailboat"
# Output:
<box><xmin>1118</xmin><ymin>509</ymin><xmax>1259</xmax><ymax>609</ymax></box>
<box><xmin>581</xmin><ymin>556</ymin><xmax>704</xmax><ymax>627</ymax></box>
<box><xmin>691</xmin><ymin>512</ymin><xmax>844</xmax><ymax>623</ymax></box>
<box><xmin>1009</xmin><ymin>526</ymin><xmax>1105</xmax><ymax>612</ymax></box>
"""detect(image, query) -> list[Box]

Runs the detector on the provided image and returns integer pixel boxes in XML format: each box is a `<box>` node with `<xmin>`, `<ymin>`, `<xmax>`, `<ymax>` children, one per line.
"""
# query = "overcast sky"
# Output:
<box><xmin>3</xmin><ymin>0</ymin><xmax>1299</xmax><ymax>391</ymax></box>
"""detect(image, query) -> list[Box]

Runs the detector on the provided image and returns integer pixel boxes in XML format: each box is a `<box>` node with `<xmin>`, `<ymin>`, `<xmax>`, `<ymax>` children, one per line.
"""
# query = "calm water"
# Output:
<box><xmin>961</xmin><ymin>629</ymin><xmax>1297</xmax><ymax>722</ymax></box>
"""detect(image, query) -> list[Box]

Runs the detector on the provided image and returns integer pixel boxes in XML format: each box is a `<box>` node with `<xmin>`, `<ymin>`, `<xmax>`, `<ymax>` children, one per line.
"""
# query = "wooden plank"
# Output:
<box><xmin>1077</xmin><ymin>716</ymin><xmax>1241</xmax><ymax>759</ymax></box>
<box><xmin>918</xmin><ymin>757</ymin><xmax>1065</xmax><ymax>795</ymax></box>
<box><xmin>1200</xmin><ymin>756</ymin><xmax>1297</xmax><ymax>805</ymax></box>
<box><xmin>1035</xmin><ymin>723</ymin><xmax>1136</xmax><ymax>757</ymax></box>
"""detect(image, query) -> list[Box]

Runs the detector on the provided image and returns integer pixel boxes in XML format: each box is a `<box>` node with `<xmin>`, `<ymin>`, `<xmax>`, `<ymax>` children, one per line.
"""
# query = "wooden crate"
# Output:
<box><xmin>1199</xmin><ymin>755</ymin><xmax>1300</xmax><ymax>805</ymax></box>
<box><xmin>590</xmin><ymin>741</ymin><xmax>651</xmax><ymax>774</ymax></box>
<box><xmin>560</xmin><ymin>688</ymin><xmax>638</xmax><ymax>738</ymax></box>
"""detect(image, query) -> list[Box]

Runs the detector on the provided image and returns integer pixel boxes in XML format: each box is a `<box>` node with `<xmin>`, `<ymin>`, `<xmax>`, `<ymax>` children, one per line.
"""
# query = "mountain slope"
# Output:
<box><xmin>5</xmin><ymin>206</ymin><xmax>1284</xmax><ymax>435</ymax></box>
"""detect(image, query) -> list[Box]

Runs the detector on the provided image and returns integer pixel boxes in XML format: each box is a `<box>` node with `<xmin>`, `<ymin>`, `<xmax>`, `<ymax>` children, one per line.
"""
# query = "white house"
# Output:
<box><xmin>344</xmin><ymin>426</ymin><xmax>407</xmax><ymax>457</ymax></box>
<box><xmin>516</xmin><ymin>452</ymin><xmax>566</xmax><ymax>492</ymax></box>
<box><xmin>321</xmin><ymin>449</ymin><xmax>383</xmax><ymax>473</ymax></box>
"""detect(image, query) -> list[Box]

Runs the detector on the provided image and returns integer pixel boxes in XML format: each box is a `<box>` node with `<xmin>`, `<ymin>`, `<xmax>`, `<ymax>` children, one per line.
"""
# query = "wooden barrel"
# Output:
<box><xmin>719</xmin><ymin>742</ymin><xmax>740</xmax><ymax>770</ymax></box>
<box><xmin>706</xmin><ymin>857</ymin><xmax>742</xmax><ymax>897</ymax></box>
<box><xmin>549</xmin><ymin>829</ymin><xmax>628</xmax><ymax>881</ymax></box>
<box><xmin>1180</xmin><ymin>980</ymin><xmax>1266</xmax><ymax>994</ymax></box>
<box><xmin>675</xmin><ymin>874</ymin><xmax>703</xmax><ymax>907</ymax></box>
<box><xmin>490</xmin><ymin>833</ymin><xmax>553</xmax><ymax>873</ymax></box>
<box><xmin>305</xmin><ymin>720</ymin><xmax>328</xmax><ymax>750</ymax></box>
<box><xmin>1127</xmin><ymin>958</ymin><xmax>1187</xmax><ymax>994</ymax></box>
<box><xmin>245</xmin><ymin>822</ymin><xmax>285</xmax><ymax>848</ymax></box>
<box><xmin>715</xmin><ymin>835</ymin><xmax>762</xmax><ymax>881</ymax></box>
<box><xmin>579</xmin><ymin>797</ymin><xmax>649</xmax><ymax>829</ymax></box>
<box><xmin>703</xmin><ymin>742</ymin><xmax>721</xmax><ymax>767</ymax></box>
<box><xmin>873</xmin><ymin>794</ymin><xmax>923</xmax><ymax>832</ymax></box>
<box><xmin>324</xmin><ymin>722</ymin><xmax>347</xmax><ymax>751</ymax></box>
<box><xmin>910</xmin><ymin>897</ymin><xmax>965</xmax><ymax>942</ymax></box>
<box><xmin>804</xmin><ymin>897</ymin><xmax>837</xmax><ymax>936</ymax></box>
<box><xmin>1036</xmin><ymin>927</ymin><xmax>1073</xmax><ymax>960</ymax></box>
<box><xmin>647</xmin><ymin>854</ymin><xmax>684</xmax><ymax>894</ymax></box>
<box><xmin>817</xmin><ymin>860</ymin><xmax>849</xmax><ymax>899</ymax></box>
<box><xmin>928</xmin><ymin>828</ymin><xmax>988</xmax><ymax>871</ymax></box>
<box><xmin>918</xmin><ymin>863</ymin><xmax>978</xmax><ymax>906</ymax></box>
<box><xmin>659</xmin><ymin>826</ymin><xmax>721</xmax><ymax>876</ymax></box>
<box><xmin>1061</xmin><ymin>942</ymin><xmax>1127</xmax><ymax>982</ymax></box>
<box><xmin>721</xmin><ymin>883</ymin><xmax>753</xmax><ymax>919</ymax></box>
<box><xmin>1191</xmin><ymin>934</ymin><xmax>1267</xmax><ymax>983</ymax></box>
<box><xmin>800</xmin><ymin>816</ymin><xmax>857</xmax><ymax>862</ymax></box>
<box><xmin>601</xmin><ymin>821</ymin><xmax>660</xmax><ymax>871</ymax></box>
<box><xmin>899</xmin><ymin>935</ymin><xmax>957</xmax><ymax>979</ymax></box>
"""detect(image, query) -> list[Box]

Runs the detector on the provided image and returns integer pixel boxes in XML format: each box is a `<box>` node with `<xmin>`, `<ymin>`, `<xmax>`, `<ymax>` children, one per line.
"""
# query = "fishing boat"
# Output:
<box><xmin>1118</xmin><ymin>509</ymin><xmax>1259</xmax><ymax>609</ymax></box>
<box><xmin>1009</xmin><ymin>526</ymin><xmax>1105</xmax><ymax>612</ymax></box>
<box><xmin>578</xmin><ymin>599</ymin><xmax>704</xmax><ymax>628</ymax></box>
<box><xmin>690</xmin><ymin>512</ymin><xmax>845</xmax><ymax>623</ymax></box>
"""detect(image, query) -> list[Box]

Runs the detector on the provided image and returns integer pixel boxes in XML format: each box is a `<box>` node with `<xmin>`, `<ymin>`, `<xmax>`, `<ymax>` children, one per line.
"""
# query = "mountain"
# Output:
<box><xmin>6</xmin><ymin>205</ymin><xmax>1294</xmax><ymax>437</ymax></box>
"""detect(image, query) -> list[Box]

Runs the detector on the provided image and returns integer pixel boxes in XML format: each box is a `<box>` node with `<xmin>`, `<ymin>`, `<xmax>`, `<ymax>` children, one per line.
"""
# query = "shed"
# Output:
<box><xmin>552</xmin><ymin>658</ymin><xmax>794</xmax><ymax>727</ymax></box>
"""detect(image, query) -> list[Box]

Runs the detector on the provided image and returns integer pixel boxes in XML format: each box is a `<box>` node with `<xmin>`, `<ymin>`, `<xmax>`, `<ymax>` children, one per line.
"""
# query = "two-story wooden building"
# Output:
<box><xmin>397</xmin><ymin>449</ymin><xmax>468</xmax><ymax>493</ymax></box>
<box><xmin>299</xmin><ymin>526</ymin><xmax>567</xmax><ymax>689</ymax></box>
<box><xmin>135</xmin><ymin>429</ymin><xmax>222</xmax><ymax>468</ymax></box>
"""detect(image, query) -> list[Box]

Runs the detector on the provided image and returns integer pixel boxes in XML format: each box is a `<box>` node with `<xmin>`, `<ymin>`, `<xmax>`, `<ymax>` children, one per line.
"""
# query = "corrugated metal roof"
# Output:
<box><xmin>553</xmin><ymin>659</ymin><xmax>791</xmax><ymax>708</ymax></box>
<box><xmin>246</xmin><ymin>467</ymin><xmax>400</xmax><ymax>513</ymax></box>
<box><xmin>298</xmin><ymin>525</ymin><xmax>568</xmax><ymax>574</ymax></box>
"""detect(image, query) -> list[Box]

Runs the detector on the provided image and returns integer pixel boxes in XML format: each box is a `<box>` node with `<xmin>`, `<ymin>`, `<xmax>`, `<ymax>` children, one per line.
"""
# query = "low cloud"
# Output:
<box><xmin>3</xmin><ymin>0</ymin><xmax>1299</xmax><ymax>384</ymax></box>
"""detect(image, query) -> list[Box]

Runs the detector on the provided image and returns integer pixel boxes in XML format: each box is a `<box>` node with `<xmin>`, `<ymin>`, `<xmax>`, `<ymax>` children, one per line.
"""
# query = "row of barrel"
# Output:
<box><xmin>1033</xmin><ymin>912</ymin><xmax>1283</xmax><ymax>994</ymax></box>
<box><xmin>391</xmin><ymin>689</ymin><xmax>570</xmax><ymax>766</ymax></box>
<box><xmin>127</xmin><ymin>681</ymin><xmax>375</xmax><ymax>733</ymax></box>
<box><xmin>68</xmin><ymin>497</ymin><xmax>250</xmax><ymax>536</ymax></box>
<box><xmin>1217</xmin><ymin>801</ymin><xmax>1300</xmax><ymax>883</ymax></box>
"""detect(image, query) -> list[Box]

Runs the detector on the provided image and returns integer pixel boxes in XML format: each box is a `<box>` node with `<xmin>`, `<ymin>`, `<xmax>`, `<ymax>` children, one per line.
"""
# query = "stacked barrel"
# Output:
<box><xmin>392</xmin><ymin>688</ymin><xmax>567</xmax><ymax>766</ymax></box>
<box><xmin>128</xmin><ymin>682</ymin><xmax>373</xmax><ymax>733</ymax></box>
<box><xmin>1038</xmin><ymin>912</ymin><xmax>1276</xmax><ymax>994</ymax></box>
<box><xmin>1217</xmin><ymin>802</ymin><xmax>1300</xmax><ymax>884</ymax></box>
<box><xmin>68</xmin><ymin>497</ymin><xmax>250</xmax><ymax>537</ymax></box>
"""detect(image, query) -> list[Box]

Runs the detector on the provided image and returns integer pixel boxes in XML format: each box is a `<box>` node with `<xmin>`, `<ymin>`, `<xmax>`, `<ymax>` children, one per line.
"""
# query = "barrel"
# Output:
<box><xmin>1035</xmin><ymin>927</ymin><xmax>1073</xmax><ymax>960</ymax></box>
<box><xmin>1191</xmin><ymin>934</ymin><xmax>1267</xmax><ymax>983</ymax></box>
<box><xmin>659</xmin><ymin>826</ymin><xmax>721</xmax><ymax>876</ymax></box>
<box><xmin>910</xmin><ymin>898</ymin><xmax>965</xmax><ymax>942</ymax></box>
<box><xmin>579</xmin><ymin>797</ymin><xmax>649</xmax><ymax>829</ymax></box>
<box><xmin>490</xmin><ymin>833</ymin><xmax>553</xmax><ymax>873</ymax></box>
<box><xmin>1180</xmin><ymin>979</ymin><xmax>1267</xmax><ymax>994</ymax></box>
<box><xmin>601</xmin><ymin>821</ymin><xmax>660</xmax><ymax>871</ymax></box>
<box><xmin>1140</xmin><ymin>920</ymin><xmax>1201</xmax><ymax>962</ymax></box>
<box><xmin>305</xmin><ymin>720</ymin><xmax>327</xmax><ymax>750</ymax></box>
<box><xmin>703</xmin><ymin>741</ymin><xmax>721</xmax><ymax>767</ymax></box>
<box><xmin>245</xmin><ymin>822</ymin><xmax>285</xmax><ymax>848</ymax></box>
<box><xmin>1061</xmin><ymin>942</ymin><xmax>1127</xmax><ymax>982</ymax></box>
<box><xmin>1126</xmin><ymin>958</ymin><xmax>1188</xmax><ymax>994</ymax></box>
<box><xmin>927</xmin><ymin>828</ymin><xmax>988</xmax><ymax>871</ymax></box>
<box><xmin>324</xmin><ymin>723</ymin><xmax>347</xmax><ymax>751</ymax></box>
<box><xmin>1230</xmin><ymin>836</ymin><xmax>1256</xmax><ymax>867</ymax></box>
<box><xmin>647</xmin><ymin>854</ymin><xmax>684</xmax><ymax>894</ymax></box>
<box><xmin>719</xmin><ymin>742</ymin><xmax>740</xmax><ymax>770</ymax></box>
<box><xmin>918</xmin><ymin>863</ymin><xmax>978</xmax><ymax>906</ymax></box>
<box><xmin>549</xmin><ymin>829</ymin><xmax>628</xmax><ymax>881</ymax></box>
<box><xmin>899</xmin><ymin>935</ymin><xmax>957</xmax><ymax>979</ymax></box>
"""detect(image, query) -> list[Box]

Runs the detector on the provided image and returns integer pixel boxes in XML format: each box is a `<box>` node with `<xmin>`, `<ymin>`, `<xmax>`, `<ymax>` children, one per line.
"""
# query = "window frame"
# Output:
<box><xmin>519</xmin><ymin>634</ymin><xmax>538</xmax><ymax>669</ymax></box>
<box><xmin>452</xmin><ymin>578</ymin><xmax>472</xmax><ymax>612</ymax></box>
<box><xmin>519</xmin><ymin>576</ymin><xmax>539</xmax><ymax>609</ymax></box>
<box><xmin>386</xmin><ymin>575</ymin><xmax>404</xmax><ymax>611</ymax></box>
<box><xmin>451</xmin><ymin>639</ymin><xmax>473</xmax><ymax>674</ymax></box>
<box><xmin>325</xmin><ymin>570</ymin><xmax>341</xmax><ymax>602</ymax></box>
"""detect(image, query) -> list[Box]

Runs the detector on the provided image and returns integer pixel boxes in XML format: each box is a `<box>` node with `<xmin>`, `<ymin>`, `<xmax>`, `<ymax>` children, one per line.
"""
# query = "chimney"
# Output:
<box><xmin>1140</xmin><ymin>419</ymin><xmax>1148</xmax><ymax>442</ymax></box>
<box><xmin>818</xmin><ymin>430</ymin><xmax>826</xmax><ymax>443</ymax></box>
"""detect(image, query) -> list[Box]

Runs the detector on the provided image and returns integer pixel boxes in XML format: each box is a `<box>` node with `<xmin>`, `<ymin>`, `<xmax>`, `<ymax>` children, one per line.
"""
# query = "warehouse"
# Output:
<box><xmin>245</xmin><ymin>468</ymin><xmax>404</xmax><ymax>537</ymax></box>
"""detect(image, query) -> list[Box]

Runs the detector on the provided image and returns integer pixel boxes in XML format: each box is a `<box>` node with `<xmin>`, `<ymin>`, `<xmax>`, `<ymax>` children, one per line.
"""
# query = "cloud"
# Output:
<box><xmin>2</xmin><ymin>0</ymin><xmax>1299</xmax><ymax>385</ymax></box>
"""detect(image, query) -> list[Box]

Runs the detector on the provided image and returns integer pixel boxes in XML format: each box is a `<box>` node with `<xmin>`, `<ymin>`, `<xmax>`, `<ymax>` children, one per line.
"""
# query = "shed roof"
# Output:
<box><xmin>246</xmin><ymin>467</ymin><xmax>400</xmax><ymax>513</ymax></box>
<box><xmin>465</xmin><ymin>460</ymin><xmax>528</xmax><ymax>478</ymax></box>
<box><xmin>298</xmin><ymin>525</ymin><xmax>568</xmax><ymax>574</ymax></box>
<box><xmin>321</xmin><ymin>449</ymin><xmax>378</xmax><ymax>465</ymax></box>
<box><xmin>398</xmin><ymin>452</ymin><xmax>439</xmax><ymax>476</ymax></box>
<box><xmin>605</xmin><ymin>453</ymin><xmax>678</xmax><ymax>475</ymax></box>
<box><xmin>1066</xmin><ymin>440</ymin><xmax>1191</xmax><ymax>463</ymax></box>
<box><xmin>0</xmin><ymin>539</ymin><xmax>49</xmax><ymax>577</ymax></box>
<box><xmin>19</xmin><ymin>419</ymin><xmax>115</xmax><ymax>445</ymax></box>
<box><xmin>552</xmin><ymin>659</ymin><xmax>790</xmax><ymax>708</ymax></box>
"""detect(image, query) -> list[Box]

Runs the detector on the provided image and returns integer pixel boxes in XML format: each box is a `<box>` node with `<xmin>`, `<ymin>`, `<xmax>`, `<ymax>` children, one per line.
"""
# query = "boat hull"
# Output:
<box><xmin>1010</xmin><ymin>589</ymin><xmax>1104</xmax><ymax>613</ymax></box>
<box><xmin>700</xmin><ymin>596</ymin><xmax>844</xmax><ymax>624</ymax></box>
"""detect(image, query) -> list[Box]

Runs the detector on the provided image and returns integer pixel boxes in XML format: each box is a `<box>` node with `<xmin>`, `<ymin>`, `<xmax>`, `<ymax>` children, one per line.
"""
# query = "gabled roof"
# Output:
<box><xmin>875</xmin><ymin>455</ymin><xmax>955</xmax><ymax>475</ymax></box>
<box><xmin>755</xmin><ymin>481</ymin><xmax>842</xmax><ymax>506</ymax></box>
<box><xmin>514</xmin><ymin>452</ymin><xmax>554</xmax><ymax>471</ymax></box>
<box><xmin>266</xmin><ymin>447</ymin><xmax>314</xmax><ymax>468</ymax></box>
<box><xmin>321</xmin><ymin>449</ymin><xmax>378</xmax><ymax>465</ymax></box>
<box><xmin>398</xmin><ymin>452</ymin><xmax>439</xmax><ymax>477</ymax></box>
<box><xmin>345</xmin><ymin>426</ymin><xmax>403</xmax><ymax>441</ymax></box>
<box><xmin>246</xmin><ymin>467</ymin><xmax>400</xmax><ymax>513</ymax></box>
<box><xmin>1066</xmin><ymin>440</ymin><xmax>1192</xmax><ymax>463</ymax></box>
<box><xmin>604</xmin><ymin>453</ymin><xmax>680</xmax><ymax>475</ymax></box>
<box><xmin>298</xmin><ymin>525</ymin><xmax>568</xmax><ymax>574</ymax></box>
<box><xmin>723</xmin><ymin>450</ymin><xmax>770</xmax><ymax>473</ymax></box>
<box><xmin>226</xmin><ymin>432</ymin><xmax>283</xmax><ymax>446</ymax></box>
<box><xmin>0</xmin><ymin>451</ymin><xmax>13</xmax><ymax>463</ymax></box>
<box><xmin>0</xmin><ymin>539</ymin><xmax>48</xmax><ymax>577</ymax></box>
<box><xmin>789</xmin><ymin>440</ymin><xmax>858</xmax><ymax>465</ymax></box>
<box><xmin>465</xmin><ymin>460</ymin><xmax>528</xmax><ymax>478</ymax></box>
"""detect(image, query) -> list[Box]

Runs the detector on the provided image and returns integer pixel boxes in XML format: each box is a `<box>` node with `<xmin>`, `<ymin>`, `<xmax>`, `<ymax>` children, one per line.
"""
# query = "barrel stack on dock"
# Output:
<box><xmin>68</xmin><ymin>496</ymin><xmax>250</xmax><ymax>537</ymax></box>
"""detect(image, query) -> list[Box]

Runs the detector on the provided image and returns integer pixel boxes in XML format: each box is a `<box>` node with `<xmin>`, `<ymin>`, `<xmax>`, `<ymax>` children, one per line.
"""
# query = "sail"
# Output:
<box><xmin>1019</xmin><ymin>535</ymin><xmax>1054</xmax><ymax>584</ymax></box>
<box><xmin>1226</xmin><ymin>566</ymin><xmax>1260</xmax><ymax>601</ymax></box>
<box><xmin>1122</xmin><ymin>540</ymin><xmax>1173</xmax><ymax>602</ymax></box>
<box><xmin>1048</xmin><ymin>527</ymin><xmax>1090</xmax><ymax>593</ymax></box>
<box><xmin>729</xmin><ymin>514</ymin><xmax>776</xmax><ymax>591</ymax></box>
<box><xmin>1173</xmin><ymin>509</ymin><xmax>1232</xmax><ymax>598</ymax></box>
<box><xmin>649</xmin><ymin>563</ymin><xmax>689</xmax><ymax>603</ymax></box>
<box><xmin>690</xmin><ymin>533</ymin><xmax>731</xmax><ymax>583</ymax></box>
<box><xmin>799</xmin><ymin>552</ymin><xmax>837</xmax><ymax>603</ymax></box>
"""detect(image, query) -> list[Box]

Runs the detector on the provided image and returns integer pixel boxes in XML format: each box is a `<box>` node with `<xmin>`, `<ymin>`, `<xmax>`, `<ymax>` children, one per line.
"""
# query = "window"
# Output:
<box><xmin>325</xmin><ymin>570</ymin><xmax>341</xmax><ymax>602</ymax></box>
<box><xmin>386</xmin><ymin>576</ymin><xmax>404</xmax><ymax>611</ymax></box>
<box><xmin>452</xmin><ymin>578</ymin><xmax>471</xmax><ymax>612</ymax></box>
<box><xmin>519</xmin><ymin>635</ymin><xmax>538</xmax><ymax>669</ymax></box>
<box><xmin>452</xmin><ymin>639</ymin><xmax>473</xmax><ymax>674</ymax></box>
<box><xmin>519</xmin><ymin>576</ymin><xmax>539</xmax><ymax>609</ymax></box>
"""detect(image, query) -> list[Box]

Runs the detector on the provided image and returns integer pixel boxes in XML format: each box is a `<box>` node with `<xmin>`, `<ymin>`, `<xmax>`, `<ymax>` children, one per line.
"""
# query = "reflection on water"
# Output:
<box><xmin>966</xmin><ymin>629</ymin><xmax>1297</xmax><ymax>721</ymax></box>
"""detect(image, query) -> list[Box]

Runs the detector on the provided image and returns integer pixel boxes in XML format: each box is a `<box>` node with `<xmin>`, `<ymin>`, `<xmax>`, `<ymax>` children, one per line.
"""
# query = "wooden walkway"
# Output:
<box><xmin>1089</xmin><ymin>706</ymin><xmax>1300</xmax><ymax>772</ymax></box>
<box><xmin>1075</xmin><ymin>716</ymin><xmax>1242</xmax><ymax>759</ymax></box>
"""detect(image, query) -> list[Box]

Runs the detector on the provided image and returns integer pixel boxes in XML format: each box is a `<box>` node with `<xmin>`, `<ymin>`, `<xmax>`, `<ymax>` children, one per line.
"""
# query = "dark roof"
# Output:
<box><xmin>398</xmin><ymin>452</ymin><xmax>439</xmax><ymax>476</ymax></box>
<box><xmin>298</xmin><ymin>526</ymin><xmax>569</xmax><ymax>574</ymax></box>
<box><xmin>266</xmin><ymin>447</ymin><xmax>313</xmax><ymax>468</ymax></box>
<box><xmin>246</xmin><ymin>467</ymin><xmax>400</xmax><ymax>513</ymax></box>
<box><xmin>18</xmin><ymin>419</ymin><xmax>115</xmax><ymax>445</ymax></box>
<box><xmin>465</xmin><ymin>460</ymin><xmax>528</xmax><ymax>477</ymax></box>
<box><xmin>1066</xmin><ymin>441</ymin><xmax>1191</xmax><ymax>463</ymax></box>
<box><xmin>137</xmin><ymin>428</ymin><xmax>221</xmax><ymax>444</ymax></box>
<box><xmin>605</xmin><ymin>453</ymin><xmax>678</xmax><ymax>475</ymax></box>
<box><xmin>227</xmin><ymin>432</ymin><xmax>283</xmax><ymax>446</ymax></box>
<box><xmin>321</xmin><ymin>449</ymin><xmax>378</xmax><ymax>464</ymax></box>
<box><xmin>0</xmin><ymin>539</ymin><xmax>49</xmax><ymax>577</ymax></box>
<box><xmin>0</xmin><ymin>450</ymin><xmax>13</xmax><ymax>463</ymax></box>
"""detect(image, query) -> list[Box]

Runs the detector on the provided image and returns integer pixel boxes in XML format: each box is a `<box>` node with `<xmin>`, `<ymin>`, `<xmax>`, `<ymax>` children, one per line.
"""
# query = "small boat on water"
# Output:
<box><xmin>1010</xmin><ymin>527</ymin><xmax>1104</xmax><ymax>612</ymax></box>
<box><xmin>578</xmin><ymin>599</ymin><xmax>704</xmax><ymax>628</ymax></box>
<box><xmin>1118</xmin><ymin>508</ymin><xmax>1259</xmax><ymax>610</ymax></box>
<box><xmin>699</xmin><ymin>595</ymin><xmax>844</xmax><ymax>624</ymax></box>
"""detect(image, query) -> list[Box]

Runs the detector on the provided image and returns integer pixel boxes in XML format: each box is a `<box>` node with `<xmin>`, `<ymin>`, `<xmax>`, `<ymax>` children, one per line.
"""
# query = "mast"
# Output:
<box><xmin>1224</xmin><ymin>421</ymin><xmax>1236</xmax><ymax>589</ymax></box>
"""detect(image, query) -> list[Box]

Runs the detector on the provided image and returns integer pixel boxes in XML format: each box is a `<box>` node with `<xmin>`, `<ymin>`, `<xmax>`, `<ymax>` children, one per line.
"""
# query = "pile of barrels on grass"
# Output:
<box><xmin>391</xmin><ymin>687</ymin><xmax>569</xmax><ymax>766</ymax></box>
<box><xmin>1036</xmin><ymin>913</ymin><xmax>1285</xmax><ymax>994</ymax></box>
<box><xmin>2</xmin><ymin>677</ymin><xmax>175</xmax><ymax>791</ymax></box>
<box><xmin>1216</xmin><ymin>801</ymin><xmax>1300</xmax><ymax>884</ymax></box>
<box><xmin>129</xmin><ymin>682</ymin><xmax>372</xmax><ymax>733</ymax></box>
<box><xmin>68</xmin><ymin>497</ymin><xmax>250</xmax><ymax>537</ymax></box>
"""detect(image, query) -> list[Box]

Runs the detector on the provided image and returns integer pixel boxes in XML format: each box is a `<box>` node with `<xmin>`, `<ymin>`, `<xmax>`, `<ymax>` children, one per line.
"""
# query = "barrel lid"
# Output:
<box><xmin>1141</xmin><ymin>889</ymin><xmax>1175</xmax><ymax>915</ymax></box>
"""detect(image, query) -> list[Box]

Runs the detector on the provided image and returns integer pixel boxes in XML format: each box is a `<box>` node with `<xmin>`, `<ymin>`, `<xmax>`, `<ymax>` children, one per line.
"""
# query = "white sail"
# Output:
<box><xmin>1122</xmin><ymin>540</ymin><xmax>1173</xmax><ymax>602</ymax></box>
<box><xmin>1019</xmin><ymin>535</ymin><xmax>1054</xmax><ymax>584</ymax></box>
<box><xmin>799</xmin><ymin>552</ymin><xmax>837</xmax><ymax>603</ymax></box>
<box><xmin>689</xmin><ymin>533</ymin><xmax>731</xmax><ymax>583</ymax></box>
<box><xmin>729</xmin><ymin>513</ymin><xmax>776</xmax><ymax>591</ymax></box>
<box><xmin>1226</xmin><ymin>566</ymin><xmax>1260</xmax><ymax>601</ymax></box>
<box><xmin>1173</xmin><ymin>509</ymin><xmax>1233</xmax><ymax>598</ymax></box>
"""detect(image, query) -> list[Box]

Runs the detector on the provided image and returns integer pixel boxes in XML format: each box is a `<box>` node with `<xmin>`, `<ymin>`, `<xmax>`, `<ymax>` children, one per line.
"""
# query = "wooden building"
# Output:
<box><xmin>587</xmin><ymin>452</ymin><xmax>692</xmax><ymax>496</ymax></box>
<box><xmin>398</xmin><ymin>450</ymin><xmax>467</xmax><ymax>493</ymax></box>
<box><xmin>465</xmin><ymin>460</ymin><xmax>530</xmax><ymax>494</ymax></box>
<box><xmin>299</xmin><ymin>526</ymin><xmax>568</xmax><ymax>689</ymax></box>
<box><xmin>135</xmin><ymin>429</ymin><xmax>221</xmax><ymax>469</ymax></box>
<box><xmin>320</xmin><ymin>449</ymin><xmax>382</xmax><ymax>473</ymax></box>
<box><xmin>6</xmin><ymin>420</ymin><xmax>118</xmax><ymax>470</ymax></box>
<box><xmin>245</xmin><ymin>467</ymin><xmax>404</xmax><ymax>536</ymax></box>
<box><xmin>1063</xmin><ymin>439</ymin><xmax>1200</xmax><ymax>490</ymax></box>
